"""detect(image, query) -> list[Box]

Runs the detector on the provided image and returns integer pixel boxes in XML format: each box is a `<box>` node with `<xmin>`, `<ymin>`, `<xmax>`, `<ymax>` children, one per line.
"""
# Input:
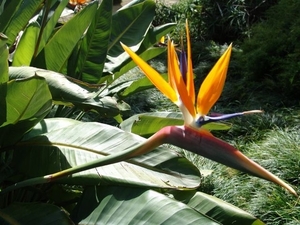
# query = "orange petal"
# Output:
<box><xmin>121</xmin><ymin>43</ymin><xmax>178</xmax><ymax>103</ymax></box>
<box><xmin>197</xmin><ymin>44</ymin><xmax>232</xmax><ymax>115</ymax></box>
<box><xmin>169</xmin><ymin>41</ymin><xmax>196</xmax><ymax>117</ymax></box>
<box><xmin>167</xmin><ymin>39</ymin><xmax>176</xmax><ymax>91</ymax></box>
<box><xmin>185</xmin><ymin>20</ymin><xmax>195</xmax><ymax>105</ymax></box>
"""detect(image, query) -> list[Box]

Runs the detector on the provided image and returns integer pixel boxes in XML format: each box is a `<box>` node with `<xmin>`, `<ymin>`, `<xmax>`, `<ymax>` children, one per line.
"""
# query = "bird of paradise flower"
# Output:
<box><xmin>121</xmin><ymin>20</ymin><xmax>297</xmax><ymax>196</ymax></box>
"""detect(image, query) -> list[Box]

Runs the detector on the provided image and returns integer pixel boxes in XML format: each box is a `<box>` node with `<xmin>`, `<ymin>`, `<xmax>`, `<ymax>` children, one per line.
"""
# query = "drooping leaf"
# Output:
<box><xmin>71</xmin><ymin>186</ymin><xmax>219</xmax><ymax>225</ymax></box>
<box><xmin>9</xmin><ymin>66</ymin><xmax>120</xmax><ymax>116</ymax></box>
<box><xmin>76</xmin><ymin>0</ymin><xmax>113</xmax><ymax>83</ymax></box>
<box><xmin>0</xmin><ymin>76</ymin><xmax>52</xmax><ymax>147</ymax></box>
<box><xmin>13</xmin><ymin>118</ymin><xmax>200</xmax><ymax>189</ymax></box>
<box><xmin>12</xmin><ymin>21</ymin><xmax>40</xmax><ymax>66</ymax></box>
<box><xmin>33</xmin><ymin>1</ymin><xmax>98</xmax><ymax>71</ymax></box>
<box><xmin>172</xmin><ymin>190</ymin><xmax>264</xmax><ymax>225</ymax></box>
<box><xmin>1</xmin><ymin>202</ymin><xmax>73</xmax><ymax>225</ymax></box>
<box><xmin>0</xmin><ymin>33</ymin><xmax>8</xmax><ymax>84</ymax></box>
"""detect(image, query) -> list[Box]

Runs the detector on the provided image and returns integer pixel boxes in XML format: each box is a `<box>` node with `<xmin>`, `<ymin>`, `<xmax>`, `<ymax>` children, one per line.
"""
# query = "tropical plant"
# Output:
<box><xmin>0</xmin><ymin>1</ymin><xmax>297</xmax><ymax>225</ymax></box>
<box><xmin>1</xmin><ymin>0</ymin><xmax>175</xmax><ymax>122</ymax></box>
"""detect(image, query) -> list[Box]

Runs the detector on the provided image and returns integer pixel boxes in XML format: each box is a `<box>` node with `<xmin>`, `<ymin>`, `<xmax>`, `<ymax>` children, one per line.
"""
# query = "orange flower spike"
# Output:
<box><xmin>121</xmin><ymin>43</ymin><xmax>178</xmax><ymax>104</ymax></box>
<box><xmin>169</xmin><ymin>41</ymin><xmax>196</xmax><ymax>119</ymax></box>
<box><xmin>167</xmin><ymin>39</ymin><xmax>176</xmax><ymax>91</ymax></box>
<box><xmin>185</xmin><ymin>20</ymin><xmax>195</xmax><ymax>105</ymax></box>
<box><xmin>197</xmin><ymin>44</ymin><xmax>232</xmax><ymax>116</ymax></box>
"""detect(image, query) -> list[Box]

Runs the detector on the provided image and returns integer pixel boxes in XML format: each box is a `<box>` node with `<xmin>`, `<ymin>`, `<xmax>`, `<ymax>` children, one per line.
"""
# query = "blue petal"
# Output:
<box><xmin>179</xmin><ymin>50</ymin><xmax>187</xmax><ymax>83</ymax></box>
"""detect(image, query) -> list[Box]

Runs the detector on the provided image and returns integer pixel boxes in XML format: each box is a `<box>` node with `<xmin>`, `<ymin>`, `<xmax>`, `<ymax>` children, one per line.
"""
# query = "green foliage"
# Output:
<box><xmin>70</xmin><ymin>186</ymin><xmax>262</xmax><ymax>224</ymax></box>
<box><xmin>0</xmin><ymin>76</ymin><xmax>52</xmax><ymax>147</ymax></box>
<box><xmin>0</xmin><ymin>33</ymin><xmax>8</xmax><ymax>84</ymax></box>
<box><xmin>240</xmin><ymin>0</ymin><xmax>300</xmax><ymax>98</ymax></box>
<box><xmin>153</xmin><ymin>0</ymin><xmax>203</xmax><ymax>42</ymax></box>
<box><xmin>0</xmin><ymin>0</ymin><xmax>175</xmax><ymax>121</ymax></box>
<box><xmin>153</xmin><ymin>0</ymin><xmax>278</xmax><ymax>43</ymax></box>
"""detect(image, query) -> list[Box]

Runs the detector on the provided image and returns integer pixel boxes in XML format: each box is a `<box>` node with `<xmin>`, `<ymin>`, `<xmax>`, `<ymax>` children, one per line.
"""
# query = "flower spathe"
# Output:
<box><xmin>121</xmin><ymin>21</ymin><xmax>297</xmax><ymax>196</ymax></box>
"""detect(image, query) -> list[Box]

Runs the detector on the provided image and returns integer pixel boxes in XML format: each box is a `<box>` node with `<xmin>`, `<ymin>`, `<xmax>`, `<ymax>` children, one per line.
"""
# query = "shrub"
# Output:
<box><xmin>240</xmin><ymin>0</ymin><xmax>300</xmax><ymax>99</ymax></box>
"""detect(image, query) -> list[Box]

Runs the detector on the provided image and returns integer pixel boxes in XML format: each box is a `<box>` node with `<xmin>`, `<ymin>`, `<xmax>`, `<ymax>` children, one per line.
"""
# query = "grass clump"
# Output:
<box><xmin>205</xmin><ymin>126</ymin><xmax>300</xmax><ymax>224</ymax></box>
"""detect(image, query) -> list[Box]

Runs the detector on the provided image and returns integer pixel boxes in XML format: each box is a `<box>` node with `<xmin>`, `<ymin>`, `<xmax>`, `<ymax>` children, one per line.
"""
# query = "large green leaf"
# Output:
<box><xmin>0</xmin><ymin>33</ymin><xmax>8</xmax><ymax>84</ymax></box>
<box><xmin>103</xmin><ymin>46</ymin><xmax>166</xmax><ymax>85</ymax></box>
<box><xmin>71</xmin><ymin>186</ymin><xmax>220</xmax><ymax>224</ymax></box>
<box><xmin>0</xmin><ymin>76</ymin><xmax>52</xmax><ymax>147</ymax></box>
<box><xmin>120</xmin><ymin>112</ymin><xmax>231</xmax><ymax>137</ymax></box>
<box><xmin>3</xmin><ymin>0</ymin><xmax>44</xmax><ymax>46</ymax></box>
<box><xmin>13</xmin><ymin>118</ymin><xmax>200</xmax><ymax>189</ymax></box>
<box><xmin>104</xmin><ymin>0</ymin><xmax>156</xmax><ymax>72</ymax></box>
<box><xmin>120</xmin><ymin>73</ymin><xmax>167</xmax><ymax>98</ymax></box>
<box><xmin>9</xmin><ymin>66</ymin><xmax>120</xmax><ymax>116</ymax></box>
<box><xmin>35</xmin><ymin>0</ymin><xmax>69</xmax><ymax>55</ymax></box>
<box><xmin>101</xmin><ymin>23</ymin><xmax>175</xmax><ymax>87</ymax></box>
<box><xmin>1</xmin><ymin>202</ymin><xmax>73</xmax><ymax>225</ymax></box>
<box><xmin>33</xmin><ymin>1</ymin><xmax>98</xmax><ymax>71</ymax></box>
<box><xmin>76</xmin><ymin>0</ymin><xmax>113</xmax><ymax>83</ymax></box>
<box><xmin>173</xmin><ymin>190</ymin><xmax>264</xmax><ymax>225</ymax></box>
<box><xmin>0</xmin><ymin>0</ymin><xmax>23</xmax><ymax>32</ymax></box>
<box><xmin>12</xmin><ymin>21</ymin><xmax>40</xmax><ymax>66</ymax></box>
<box><xmin>121</xmin><ymin>112</ymin><xmax>184</xmax><ymax>137</ymax></box>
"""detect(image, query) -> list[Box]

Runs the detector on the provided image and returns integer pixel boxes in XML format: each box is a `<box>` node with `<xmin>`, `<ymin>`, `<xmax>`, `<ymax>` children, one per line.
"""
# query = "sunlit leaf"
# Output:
<box><xmin>102</xmin><ymin>46</ymin><xmax>166</xmax><ymax>85</ymax></box>
<box><xmin>35</xmin><ymin>0</ymin><xmax>69</xmax><ymax>55</ymax></box>
<box><xmin>76</xmin><ymin>0</ymin><xmax>113</xmax><ymax>83</ymax></box>
<box><xmin>9</xmin><ymin>66</ymin><xmax>120</xmax><ymax>116</ymax></box>
<box><xmin>173</xmin><ymin>190</ymin><xmax>264</xmax><ymax>225</ymax></box>
<box><xmin>3</xmin><ymin>0</ymin><xmax>44</xmax><ymax>46</ymax></box>
<box><xmin>71</xmin><ymin>186</ymin><xmax>219</xmax><ymax>225</ymax></box>
<box><xmin>0</xmin><ymin>33</ymin><xmax>8</xmax><ymax>84</ymax></box>
<box><xmin>13</xmin><ymin>118</ymin><xmax>200</xmax><ymax>189</ymax></box>
<box><xmin>104</xmin><ymin>0</ymin><xmax>156</xmax><ymax>73</ymax></box>
<box><xmin>0</xmin><ymin>0</ymin><xmax>23</xmax><ymax>32</ymax></box>
<box><xmin>33</xmin><ymin>1</ymin><xmax>98</xmax><ymax>71</ymax></box>
<box><xmin>12</xmin><ymin>21</ymin><xmax>40</xmax><ymax>66</ymax></box>
<box><xmin>0</xmin><ymin>76</ymin><xmax>52</xmax><ymax>147</ymax></box>
<box><xmin>120</xmin><ymin>112</ymin><xmax>231</xmax><ymax>137</ymax></box>
<box><xmin>120</xmin><ymin>74</ymin><xmax>168</xmax><ymax>98</ymax></box>
<box><xmin>120</xmin><ymin>112</ymin><xmax>183</xmax><ymax>137</ymax></box>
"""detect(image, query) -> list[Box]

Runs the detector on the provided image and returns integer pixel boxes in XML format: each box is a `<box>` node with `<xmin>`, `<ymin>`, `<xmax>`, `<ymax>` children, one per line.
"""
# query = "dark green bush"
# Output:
<box><xmin>200</xmin><ymin>0</ymin><xmax>278</xmax><ymax>43</ymax></box>
<box><xmin>240</xmin><ymin>0</ymin><xmax>300</xmax><ymax>98</ymax></box>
